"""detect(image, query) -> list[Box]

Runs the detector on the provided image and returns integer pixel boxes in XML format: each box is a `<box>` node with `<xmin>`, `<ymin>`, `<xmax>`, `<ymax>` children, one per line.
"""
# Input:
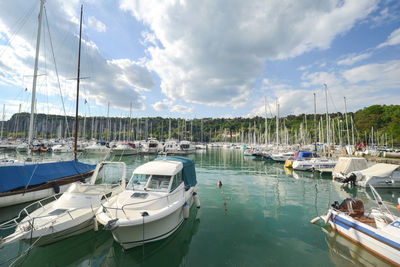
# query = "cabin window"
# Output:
<box><xmin>170</xmin><ymin>171</ymin><xmax>183</xmax><ymax>192</ymax></box>
<box><xmin>147</xmin><ymin>175</ymin><xmax>171</xmax><ymax>192</ymax></box>
<box><xmin>127</xmin><ymin>174</ymin><xmax>150</xmax><ymax>190</ymax></box>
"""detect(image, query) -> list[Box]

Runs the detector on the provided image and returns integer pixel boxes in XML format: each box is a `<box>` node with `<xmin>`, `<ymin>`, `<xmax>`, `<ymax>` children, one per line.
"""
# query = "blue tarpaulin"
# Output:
<box><xmin>295</xmin><ymin>151</ymin><xmax>317</xmax><ymax>160</ymax></box>
<box><xmin>155</xmin><ymin>156</ymin><xmax>197</xmax><ymax>187</ymax></box>
<box><xmin>0</xmin><ymin>160</ymin><xmax>96</xmax><ymax>193</ymax></box>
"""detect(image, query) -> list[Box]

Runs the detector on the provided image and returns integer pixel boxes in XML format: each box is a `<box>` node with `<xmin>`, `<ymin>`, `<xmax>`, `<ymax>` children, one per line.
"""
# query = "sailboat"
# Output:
<box><xmin>0</xmin><ymin>0</ymin><xmax>96</xmax><ymax>208</ymax></box>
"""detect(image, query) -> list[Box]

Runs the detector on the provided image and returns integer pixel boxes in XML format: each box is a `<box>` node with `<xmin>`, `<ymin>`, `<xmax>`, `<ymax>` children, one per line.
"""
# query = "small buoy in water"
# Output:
<box><xmin>93</xmin><ymin>217</ymin><xmax>98</xmax><ymax>232</ymax></box>
<box><xmin>183</xmin><ymin>202</ymin><xmax>189</xmax><ymax>219</ymax></box>
<box><xmin>217</xmin><ymin>180</ymin><xmax>222</xmax><ymax>188</ymax></box>
<box><xmin>397</xmin><ymin>205</ymin><xmax>400</xmax><ymax>211</ymax></box>
<box><xmin>193</xmin><ymin>192</ymin><xmax>200</xmax><ymax>209</ymax></box>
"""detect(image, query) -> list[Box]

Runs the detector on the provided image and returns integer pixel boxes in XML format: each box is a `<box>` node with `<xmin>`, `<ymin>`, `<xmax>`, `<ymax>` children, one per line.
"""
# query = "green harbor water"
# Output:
<box><xmin>1</xmin><ymin>148</ymin><xmax>399</xmax><ymax>266</ymax></box>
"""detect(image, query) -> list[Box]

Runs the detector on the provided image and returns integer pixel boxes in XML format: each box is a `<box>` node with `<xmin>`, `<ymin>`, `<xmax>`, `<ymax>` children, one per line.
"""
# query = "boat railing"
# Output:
<box><xmin>102</xmin><ymin>185</ymin><xmax>187</xmax><ymax>217</ymax></box>
<box><xmin>31</xmin><ymin>187</ymin><xmax>118</xmax><ymax>228</ymax></box>
<box><xmin>369</xmin><ymin>185</ymin><xmax>396</xmax><ymax>222</ymax></box>
<box><xmin>0</xmin><ymin>193</ymin><xmax>62</xmax><ymax>230</ymax></box>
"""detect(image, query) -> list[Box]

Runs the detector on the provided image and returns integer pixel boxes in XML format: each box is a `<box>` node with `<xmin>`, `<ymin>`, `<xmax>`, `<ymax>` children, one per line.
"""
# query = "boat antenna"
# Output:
<box><xmin>74</xmin><ymin>4</ymin><xmax>83</xmax><ymax>160</ymax></box>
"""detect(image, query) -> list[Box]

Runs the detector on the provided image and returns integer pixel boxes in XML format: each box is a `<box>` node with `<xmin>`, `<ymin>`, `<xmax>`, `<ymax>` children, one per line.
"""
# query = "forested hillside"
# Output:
<box><xmin>1</xmin><ymin>105</ymin><xmax>399</xmax><ymax>146</ymax></box>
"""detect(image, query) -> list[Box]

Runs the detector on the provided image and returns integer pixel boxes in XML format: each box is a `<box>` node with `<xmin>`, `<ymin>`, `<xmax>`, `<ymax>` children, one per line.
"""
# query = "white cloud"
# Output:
<box><xmin>342</xmin><ymin>60</ymin><xmax>400</xmax><ymax>87</ymax></box>
<box><xmin>141</xmin><ymin>31</ymin><xmax>157</xmax><ymax>46</ymax></box>
<box><xmin>152</xmin><ymin>99</ymin><xmax>193</xmax><ymax>114</ymax></box>
<box><xmin>337</xmin><ymin>52</ymin><xmax>372</xmax><ymax>66</ymax></box>
<box><xmin>377</xmin><ymin>27</ymin><xmax>400</xmax><ymax>48</ymax></box>
<box><xmin>170</xmin><ymin>104</ymin><xmax>193</xmax><ymax>114</ymax></box>
<box><xmin>300</xmin><ymin>72</ymin><xmax>341</xmax><ymax>88</ymax></box>
<box><xmin>0</xmin><ymin>0</ymin><xmax>155</xmax><ymax>113</ymax></box>
<box><xmin>152</xmin><ymin>99</ymin><xmax>172</xmax><ymax>111</ymax></box>
<box><xmin>88</xmin><ymin>16</ymin><xmax>106</xmax><ymax>32</ymax></box>
<box><xmin>370</xmin><ymin>6</ymin><xmax>399</xmax><ymax>27</ymax></box>
<box><xmin>120</xmin><ymin>0</ymin><xmax>378</xmax><ymax>107</ymax></box>
<box><xmin>249</xmin><ymin>59</ymin><xmax>400</xmax><ymax>117</ymax></box>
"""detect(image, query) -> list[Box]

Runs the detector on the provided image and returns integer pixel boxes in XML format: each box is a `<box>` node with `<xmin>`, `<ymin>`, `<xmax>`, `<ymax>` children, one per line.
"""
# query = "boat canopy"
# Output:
<box><xmin>360</xmin><ymin>163</ymin><xmax>400</xmax><ymax>179</ymax></box>
<box><xmin>155</xmin><ymin>156</ymin><xmax>197</xmax><ymax>188</ymax></box>
<box><xmin>0</xmin><ymin>160</ymin><xmax>96</xmax><ymax>193</ymax></box>
<box><xmin>333</xmin><ymin>157</ymin><xmax>368</xmax><ymax>174</ymax></box>
<box><xmin>294</xmin><ymin>151</ymin><xmax>316</xmax><ymax>160</ymax></box>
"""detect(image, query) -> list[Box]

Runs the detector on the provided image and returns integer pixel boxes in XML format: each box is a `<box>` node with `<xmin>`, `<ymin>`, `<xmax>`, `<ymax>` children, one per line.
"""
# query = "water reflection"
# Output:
<box><xmin>1</xmin><ymin>148</ymin><xmax>399</xmax><ymax>266</ymax></box>
<box><xmin>99</xmin><ymin>206</ymin><xmax>200</xmax><ymax>266</ymax></box>
<box><xmin>14</xmin><ymin>230</ymin><xmax>113</xmax><ymax>267</ymax></box>
<box><xmin>7</xmin><ymin>205</ymin><xmax>199</xmax><ymax>267</ymax></box>
<box><xmin>322</xmin><ymin>227</ymin><xmax>392</xmax><ymax>267</ymax></box>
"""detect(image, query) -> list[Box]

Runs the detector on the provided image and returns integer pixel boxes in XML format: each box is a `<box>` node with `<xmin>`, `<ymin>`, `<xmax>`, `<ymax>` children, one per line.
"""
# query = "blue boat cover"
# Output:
<box><xmin>295</xmin><ymin>151</ymin><xmax>317</xmax><ymax>160</ymax></box>
<box><xmin>155</xmin><ymin>156</ymin><xmax>197</xmax><ymax>187</ymax></box>
<box><xmin>0</xmin><ymin>160</ymin><xmax>96</xmax><ymax>193</ymax></box>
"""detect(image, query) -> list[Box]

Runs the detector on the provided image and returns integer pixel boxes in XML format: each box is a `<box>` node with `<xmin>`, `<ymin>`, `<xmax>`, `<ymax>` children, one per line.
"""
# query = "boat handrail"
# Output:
<box><xmin>369</xmin><ymin>184</ymin><xmax>396</xmax><ymax>222</ymax></box>
<box><xmin>25</xmin><ymin>186</ymin><xmax>118</xmax><ymax>229</ymax></box>
<box><xmin>0</xmin><ymin>193</ymin><xmax>62</xmax><ymax>230</ymax></box>
<box><xmin>37</xmin><ymin>186</ymin><xmax>119</xmax><ymax>221</ymax></box>
<box><xmin>102</xmin><ymin>184</ymin><xmax>187</xmax><ymax>216</ymax></box>
<box><xmin>0</xmin><ymin>186</ymin><xmax>117</xmax><ymax>231</ymax></box>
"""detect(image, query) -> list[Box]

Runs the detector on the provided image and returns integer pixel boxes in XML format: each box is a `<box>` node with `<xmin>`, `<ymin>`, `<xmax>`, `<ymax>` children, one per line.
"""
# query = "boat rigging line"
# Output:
<box><xmin>0</xmin><ymin>2</ymin><xmax>37</xmax><ymax>60</ymax></box>
<box><xmin>43</xmin><ymin>7</ymin><xmax>70</xmax><ymax>135</ymax></box>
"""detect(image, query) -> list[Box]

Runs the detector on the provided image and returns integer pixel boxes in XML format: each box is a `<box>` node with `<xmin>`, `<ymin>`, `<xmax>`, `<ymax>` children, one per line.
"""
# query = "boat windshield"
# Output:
<box><xmin>127</xmin><ymin>174</ymin><xmax>171</xmax><ymax>192</ymax></box>
<box><xmin>147</xmin><ymin>175</ymin><xmax>171</xmax><ymax>192</ymax></box>
<box><xmin>127</xmin><ymin>174</ymin><xmax>150</xmax><ymax>190</ymax></box>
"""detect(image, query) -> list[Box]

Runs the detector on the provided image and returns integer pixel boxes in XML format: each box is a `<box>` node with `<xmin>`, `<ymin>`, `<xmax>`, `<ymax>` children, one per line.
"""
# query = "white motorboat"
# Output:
<box><xmin>344</xmin><ymin>163</ymin><xmax>400</xmax><ymax>188</ymax></box>
<box><xmin>195</xmin><ymin>144</ymin><xmax>206</xmax><ymax>150</ymax></box>
<box><xmin>292</xmin><ymin>157</ymin><xmax>337</xmax><ymax>171</ymax></box>
<box><xmin>141</xmin><ymin>138</ymin><xmax>162</xmax><ymax>154</ymax></box>
<box><xmin>84</xmin><ymin>143</ymin><xmax>111</xmax><ymax>155</ymax></box>
<box><xmin>0</xmin><ymin>161</ymin><xmax>126</xmax><ymax>247</ymax></box>
<box><xmin>313</xmin><ymin>185</ymin><xmax>400</xmax><ymax>265</ymax></box>
<box><xmin>177</xmin><ymin>140</ymin><xmax>195</xmax><ymax>154</ymax></box>
<box><xmin>15</xmin><ymin>142</ymin><xmax>28</xmax><ymax>152</ymax></box>
<box><xmin>162</xmin><ymin>140</ymin><xmax>180</xmax><ymax>154</ymax></box>
<box><xmin>52</xmin><ymin>144</ymin><xmax>73</xmax><ymax>153</ymax></box>
<box><xmin>271</xmin><ymin>151</ymin><xmax>295</xmax><ymax>162</ymax></box>
<box><xmin>112</xmin><ymin>142</ymin><xmax>138</xmax><ymax>156</ymax></box>
<box><xmin>332</xmin><ymin>157</ymin><xmax>369</xmax><ymax>181</ymax></box>
<box><xmin>96</xmin><ymin>156</ymin><xmax>200</xmax><ymax>250</ymax></box>
<box><xmin>243</xmin><ymin>149</ymin><xmax>253</xmax><ymax>156</ymax></box>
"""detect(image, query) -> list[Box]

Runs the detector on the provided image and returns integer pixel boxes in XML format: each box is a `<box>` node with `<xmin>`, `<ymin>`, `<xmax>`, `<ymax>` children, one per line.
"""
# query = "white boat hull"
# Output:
<box><xmin>85</xmin><ymin>149</ymin><xmax>110</xmax><ymax>154</ymax></box>
<box><xmin>111</xmin><ymin>202</ymin><xmax>189</xmax><ymax>250</ymax></box>
<box><xmin>0</xmin><ymin>183</ymin><xmax>72</xmax><ymax>208</ymax></box>
<box><xmin>293</xmin><ymin>160</ymin><xmax>336</xmax><ymax>171</ymax></box>
<box><xmin>20</xmin><ymin>214</ymin><xmax>94</xmax><ymax>246</ymax></box>
<box><xmin>108</xmin><ymin>195</ymin><xmax>193</xmax><ymax>249</ymax></box>
<box><xmin>327</xmin><ymin>211</ymin><xmax>400</xmax><ymax>265</ymax></box>
<box><xmin>112</xmin><ymin>149</ymin><xmax>138</xmax><ymax>156</ymax></box>
<box><xmin>359</xmin><ymin>177</ymin><xmax>400</xmax><ymax>188</ymax></box>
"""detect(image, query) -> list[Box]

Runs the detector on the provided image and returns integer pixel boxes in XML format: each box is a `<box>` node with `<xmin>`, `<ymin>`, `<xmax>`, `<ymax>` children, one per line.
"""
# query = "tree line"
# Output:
<box><xmin>0</xmin><ymin>105</ymin><xmax>399</xmax><ymax>147</ymax></box>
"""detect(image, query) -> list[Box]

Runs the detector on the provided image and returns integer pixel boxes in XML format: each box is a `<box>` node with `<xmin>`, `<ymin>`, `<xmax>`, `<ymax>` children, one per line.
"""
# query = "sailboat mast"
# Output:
<box><xmin>74</xmin><ymin>4</ymin><xmax>83</xmax><ymax>159</ymax></box>
<box><xmin>344</xmin><ymin>97</ymin><xmax>350</xmax><ymax>146</ymax></box>
<box><xmin>1</xmin><ymin>104</ymin><xmax>4</xmax><ymax>140</ymax></box>
<box><xmin>276</xmin><ymin>100</ymin><xmax>279</xmax><ymax>146</ymax></box>
<box><xmin>28</xmin><ymin>0</ymin><xmax>45</xmax><ymax>156</ymax></box>
<box><xmin>264</xmin><ymin>96</ymin><xmax>268</xmax><ymax>146</ymax></box>
<box><xmin>324</xmin><ymin>84</ymin><xmax>330</xmax><ymax>151</ymax></box>
<box><xmin>313</xmin><ymin>93</ymin><xmax>317</xmax><ymax>150</ymax></box>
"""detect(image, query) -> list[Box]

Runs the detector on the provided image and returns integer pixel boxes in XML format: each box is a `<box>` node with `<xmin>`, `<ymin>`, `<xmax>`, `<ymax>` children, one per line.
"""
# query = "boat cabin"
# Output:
<box><xmin>126</xmin><ymin>157</ymin><xmax>197</xmax><ymax>193</ymax></box>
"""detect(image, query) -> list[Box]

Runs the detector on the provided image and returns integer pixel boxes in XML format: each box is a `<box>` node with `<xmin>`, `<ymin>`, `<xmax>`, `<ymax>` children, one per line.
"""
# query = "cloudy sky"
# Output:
<box><xmin>0</xmin><ymin>0</ymin><xmax>399</xmax><ymax>119</ymax></box>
